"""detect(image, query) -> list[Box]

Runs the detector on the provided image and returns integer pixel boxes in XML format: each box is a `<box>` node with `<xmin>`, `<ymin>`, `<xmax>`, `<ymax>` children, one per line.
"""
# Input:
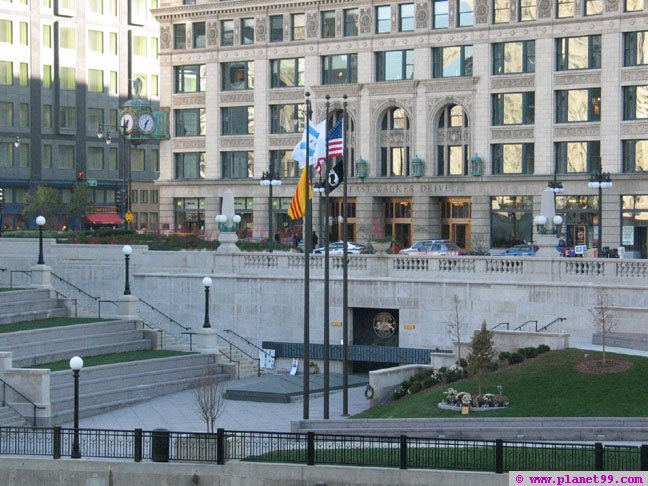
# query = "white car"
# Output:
<box><xmin>399</xmin><ymin>239</ymin><xmax>453</xmax><ymax>255</ymax></box>
<box><xmin>313</xmin><ymin>241</ymin><xmax>368</xmax><ymax>254</ymax></box>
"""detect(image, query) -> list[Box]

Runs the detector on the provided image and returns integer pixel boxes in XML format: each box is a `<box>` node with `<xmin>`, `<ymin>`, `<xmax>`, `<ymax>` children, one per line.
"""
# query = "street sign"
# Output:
<box><xmin>85</xmin><ymin>180</ymin><xmax>97</xmax><ymax>187</ymax></box>
<box><xmin>125</xmin><ymin>211</ymin><xmax>134</xmax><ymax>223</ymax></box>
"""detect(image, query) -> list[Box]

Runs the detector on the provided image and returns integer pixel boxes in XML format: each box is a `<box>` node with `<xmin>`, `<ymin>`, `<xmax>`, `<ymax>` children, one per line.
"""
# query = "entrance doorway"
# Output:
<box><xmin>384</xmin><ymin>198</ymin><xmax>412</xmax><ymax>253</ymax></box>
<box><xmin>441</xmin><ymin>197</ymin><xmax>471</xmax><ymax>250</ymax></box>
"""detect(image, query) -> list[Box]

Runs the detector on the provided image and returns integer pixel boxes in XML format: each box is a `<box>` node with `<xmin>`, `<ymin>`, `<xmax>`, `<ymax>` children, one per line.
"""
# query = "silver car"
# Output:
<box><xmin>399</xmin><ymin>239</ymin><xmax>453</xmax><ymax>255</ymax></box>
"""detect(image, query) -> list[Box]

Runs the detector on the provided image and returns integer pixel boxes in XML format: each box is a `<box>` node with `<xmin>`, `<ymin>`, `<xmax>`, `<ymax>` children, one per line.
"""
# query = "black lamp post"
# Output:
<box><xmin>260</xmin><ymin>169</ymin><xmax>281</xmax><ymax>251</ymax></box>
<box><xmin>36</xmin><ymin>216</ymin><xmax>46</xmax><ymax>264</ymax></box>
<box><xmin>69</xmin><ymin>355</ymin><xmax>83</xmax><ymax>459</ymax></box>
<box><xmin>202</xmin><ymin>277</ymin><xmax>212</xmax><ymax>328</ymax></box>
<box><xmin>0</xmin><ymin>187</ymin><xmax>4</xmax><ymax>237</ymax></box>
<box><xmin>98</xmin><ymin>121</ymin><xmax>131</xmax><ymax>226</ymax></box>
<box><xmin>122</xmin><ymin>245</ymin><xmax>132</xmax><ymax>295</ymax></box>
<box><xmin>587</xmin><ymin>161</ymin><xmax>613</xmax><ymax>256</ymax></box>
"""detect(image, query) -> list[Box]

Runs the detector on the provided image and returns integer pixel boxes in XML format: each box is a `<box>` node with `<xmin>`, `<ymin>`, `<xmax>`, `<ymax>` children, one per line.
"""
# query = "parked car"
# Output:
<box><xmin>494</xmin><ymin>244</ymin><xmax>539</xmax><ymax>256</ymax></box>
<box><xmin>313</xmin><ymin>241</ymin><xmax>368</xmax><ymax>254</ymax></box>
<box><xmin>399</xmin><ymin>239</ymin><xmax>454</xmax><ymax>255</ymax></box>
<box><xmin>420</xmin><ymin>242</ymin><xmax>465</xmax><ymax>256</ymax></box>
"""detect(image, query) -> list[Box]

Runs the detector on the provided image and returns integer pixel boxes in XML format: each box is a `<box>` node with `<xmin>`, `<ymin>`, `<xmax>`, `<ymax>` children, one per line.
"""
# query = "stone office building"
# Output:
<box><xmin>155</xmin><ymin>0</ymin><xmax>648</xmax><ymax>256</ymax></box>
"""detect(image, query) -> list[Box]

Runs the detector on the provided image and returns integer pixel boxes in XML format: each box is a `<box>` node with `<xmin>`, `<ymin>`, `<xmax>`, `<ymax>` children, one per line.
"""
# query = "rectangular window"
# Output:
<box><xmin>87</xmin><ymin>146</ymin><xmax>104</xmax><ymax>170</ymax></box>
<box><xmin>174</xmin><ymin>64</ymin><xmax>206</xmax><ymax>93</ymax></box>
<box><xmin>270</xmin><ymin>15</ymin><xmax>283</xmax><ymax>42</ymax></box>
<box><xmin>626</xmin><ymin>0</ymin><xmax>644</xmax><ymax>10</ymax></box>
<box><xmin>0</xmin><ymin>102</ymin><xmax>12</xmax><ymax>126</ymax></box>
<box><xmin>241</xmin><ymin>18</ymin><xmax>254</xmax><ymax>44</ymax></box>
<box><xmin>43</xmin><ymin>25</ymin><xmax>52</xmax><ymax>47</ymax></box>
<box><xmin>193</xmin><ymin>22</ymin><xmax>205</xmax><ymax>48</ymax></box>
<box><xmin>60</xmin><ymin>66</ymin><xmax>75</xmax><ymax>90</ymax></box>
<box><xmin>624</xmin><ymin>31</ymin><xmax>648</xmax><ymax>66</ymax></box>
<box><xmin>292</xmin><ymin>14</ymin><xmax>305</xmax><ymax>40</ymax></box>
<box><xmin>376</xmin><ymin>6</ymin><xmax>392</xmax><ymax>33</ymax></box>
<box><xmin>108</xmin><ymin>147</ymin><xmax>117</xmax><ymax>170</ymax></box>
<box><xmin>270</xmin><ymin>104</ymin><xmax>304</xmax><ymax>134</ymax></box>
<box><xmin>623</xmin><ymin>140</ymin><xmax>648</xmax><ymax>172</ymax></box>
<box><xmin>130</xmin><ymin>0</ymin><xmax>147</xmax><ymax>24</ymax></box>
<box><xmin>109</xmin><ymin>71</ymin><xmax>118</xmax><ymax>94</ymax></box>
<box><xmin>222</xmin><ymin>151</ymin><xmax>253</xmax><ymax>179</ymax></box>
<box><xmin>151</xmin><ymin>150</ymin><xmax>159</xmax><ymax>172</ymax></box>
<box><xmin>174</xmin><ymin>108</ymin><xmax>206</xmax><ymax>136</ymax></box>
<box><xmin>458</xmin><ymin>0</ymin><xmax>474</xmax><ymax>26</ymax></box>
<box><xmin>43</xmin><ymin>65</ymin><xmax>53</xmax><ymax>88</ymax></box>
<box><xmin>270</xmin><ymin>150</ymin><xmax>299</xmax><ymax>178</ymax></box>
<box><xmin>151</xmin><ymin>74</ymin><xmax>158</xmax><ymax>96</ymax></box>
<box><xmin>0</xmin><ymin>21</ymin><xmax>11</xmax><ymax>44</ymax></box>
<box><xmin>19</xmin><ymin>63</ymin><xmax>28</xmax><ymax>86</ymax></box>
<box><xmin>623</xmin><ymin>85</ymin><xmax>648</xmax><ymax>120</ymax></box>
<box><xmin>43</xmin><ymin>105</ymin><xmax>52</xmax><ymax>127</ymax></box>
<box><xmin>221</xmin><ymin>20</ymin><xmax>234</xmax><ymax>46</ymax></box>
<box><xmin>131</xmin><ymin>149</ymin><xmax>145</xmax><ymax>171</ymax></box>
<box><xmin>18</xmin><ymin>144</ymin><xmax>28</xmax><ymax>168</ymax></box>
<box><xmin>555</xmin><ymin>141</ymin><xmax>600</xmax><ymax>173</ymax></box>
<box><xmin>0</xmin><ymin>61</ymin><xmax>12</xmax><ymax>85</ymax></box>
<box><xmin>556</xmin><ymin>35</ymin><xmax>601</xmax><ymax>70</ymax></box>
<box><xmin>585</xmin><ymin>0</ymin><xmax>603</xmax><ymax>14</ymax></box>
<box><xmin>492</xmin><ymin>92</ymin><xmax>535</xmax><ymax>125</ymax></box>
<box><xmin>519</xmin><ymin>0</ymin><xmax>537</xmax><ymax>20</ymax></box>
<box><xmin>133</xmin><ymin>35</ymin><xmax>147</xmax><ymax>56</ymax></box>
<box><xmin>141</xmin><ymin>190</ymin><xmax>148</xmax><ymax>203</ymax></box>
<box><xmin>270</xmin><ymin>58</ymin><xmax>304</xmax><ymax>87</ymax></box>
<box><xmin>376</xmin><ymin>50</ymin><xmax>414</xmax><ymax>81</ymax></box>
<box><xmin>43</xmin><ymin>144</ymin><xmax>52</xmax><ymax>168</ymax></box>
<box><xmin>60</xmin><ymin>27</ymin><xmax>76</xmax><ymax>49</ymax></box>
<box><xmin>0</xmin><ymin>143</ymin><xmax>12</xmax><ymax>168</ymax></box>
<box><xmin>110</xmin><ymin>32</ymin><xmax>117</xmax><ymax>55</ymax></box>
<box><xmin>400</xmin><ymin>3</ymin><xmax>415</xmax><ymax>31</ymax></box>
<box><xmin>151</xmin><ymin>188</ymin><xmax>159</xmax><ymax>203</ymax></box>
<box><xmin>555</xmin><ymin>88</ymin><xmax>601</xmax><ymax>122</ymax></box>
<box><xmin>380</xmin><ymin>147</ymin><xmax>410</xmax><ymax>176</ymax></box>
<box><xmin>322</xmin><ymin>54</ymin><xmax>358</xmax><ymax>84</ymax></box>
<box><xmin>174</xmin><ymin>24</ymin><xmax>186</xmax><ymax>49</ymax></box>
<box><xmin>491</xmin><ymin>143</ymin><xmax>534</xmax><ymax>174</ymax></box>
<box><xmin>18</xmin><ymin>103</ymin><xmax>28</xmax><ymax>127</ymax></box>
<box><xmin>89</xmin><ymin>0</ymin><xmax>102</xmax><ymax>14</ymax></box>
<box><xmin>494</xmin><ymin>0</ymin><xmax>511</xmax><ymax>23</ymax></box>
<box><xmin>222</xmin><ymin>61</ymin><xmax>254</xmax><ymax>90</ymax></box>
<box><xmin>434</xmin><ymin>0</ymin><xmax>449</xmax><ymax>28</ymax></box>
<box><xmin>344</xmin><ymin>8</ymin><xmax>359</xmax><ymax>36</ymax></box>
<box><xmin>221</xmin><ymin>106</ymin><xmax>254</xmax><ymax>135</ymax></box>
<box><xmin>88</xmin><ymin>69</ymin><xmax>103</xmax><ymax>92</ymax></box>
<box><xmin>151</xmin><ymin>37</ymin><xmax>158</xmax><ymax>58</ymax></box>
<box><xmin>58</xmin><ymin>145</ymin><xmax>75</xmax><ymax>169</ymax></box>
<box><xmin>432</xmin><ymin>45</ymin><xmax>474</xmax><ymax>77</ymax></box>
<box><xmin>321</xmin><ymin>11</ymin><xmax>336</xmax><ymax>38</ymax></box>
<box><xmin>557</xmin><ymin>0</ymin><xmax>575</xmax><ymax>17</ymax></box>
<box><xmin>174</xmin><ymin>152</ymin><xmax>205</xmax><ymax>179</ymax></box>
<box><xmin>88</xmin><ymin>107</ymin><xmax>103</xmax><ymax>129</ymax></box>
<box><xmin>60</xmin><ymin>106</ymin><xmax>76</xmax><ymax>129</ymax></box>
<box><xmin>108</xmin><ymin>0</ymin><xmax>116</xmax><ymax>15</ymax></box>
<box><xmin>88</xmin><ymin>30</ymin><xmax>103</xmax><ymax>53</ymax></box>
<box><xmin>493</xmin><ymin>41</ymin><xmax>535</xmax><ymax>74</ymax></box>
<box><xmin>19</xmin><ymin>22</ymin><xmax>28</xmax><ymax>45</ymax></box>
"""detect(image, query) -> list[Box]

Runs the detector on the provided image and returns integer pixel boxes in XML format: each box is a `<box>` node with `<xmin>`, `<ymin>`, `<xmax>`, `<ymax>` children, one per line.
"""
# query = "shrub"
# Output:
<box><xmin>499</xmin><ymin>351</ymin><xmax>511</xmax><ymax>361</ymax></box>
<box><xmin>508</xmin><ymin>352</ymin><xmax>524</xmax><ymax>365</ymax></box>
<box><xmin>409</xmin><ymin>381</ymin><xmax>422</xmax><ymax>394</ymax></box>
<box><xmin>446</xmin><ymin>369</ymin><xmax>462</xmax><ymax>383</ymax></box>
<box><xmin>458</xmin><ymin>358</ymin><xmax>468</xmax><ymax>368</ymax></box>
<box><xmin>518</xmin><ymin>347</ymin><xmax>538</xmax><ymax>359</ymax></box>
<box><xmin>422</xmin><ymin>376</ymin><xmax>437</xmax><ymax>389</ymax></box>
<box><xmin>537</xmin><ymin>344</ymin><xmax>551</xmax><ymax>354</ymax></box>
<box><xmin>490</xmin><ymin>361</ymin><xmax>500</xmax><ymax>371</ymax></box>
<box><xmin>393</xmin><ymin>385</ymin><xmax>408</xmax><ymax>400</ymax></box>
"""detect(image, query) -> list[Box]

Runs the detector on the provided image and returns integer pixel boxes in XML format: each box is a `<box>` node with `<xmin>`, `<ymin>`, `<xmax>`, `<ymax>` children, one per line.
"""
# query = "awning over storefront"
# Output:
<box><xmin>85</xmin><ymin>213</ymin><xmax>123</xmax><ymax>226</ymax></box>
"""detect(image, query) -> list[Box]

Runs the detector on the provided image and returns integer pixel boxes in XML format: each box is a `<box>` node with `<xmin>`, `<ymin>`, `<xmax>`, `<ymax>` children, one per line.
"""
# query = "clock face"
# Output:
<box><xmin>138</xmin><ymin>113</ymin><xmax>155</xmax><ymax>134</ymax></box>
<box><xmin>120</xmin><ymin>113</ymin><xmax>134</xmax><ymax>132</ymax></box>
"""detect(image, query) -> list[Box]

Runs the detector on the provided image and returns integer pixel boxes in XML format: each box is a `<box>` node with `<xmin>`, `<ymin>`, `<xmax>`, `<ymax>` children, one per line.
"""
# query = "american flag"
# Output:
<box><xmin>314</xmin><ymin>120</ymin><xmax>344</xmax><ymax>174</ymax></box>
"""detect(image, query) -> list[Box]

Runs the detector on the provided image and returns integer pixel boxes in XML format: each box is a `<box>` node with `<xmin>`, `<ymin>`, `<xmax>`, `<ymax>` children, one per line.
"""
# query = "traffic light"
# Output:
<box><xmin>76</xmin><ymin>171</ymin><xmax>84</xmax><ymax>182</ymax></box>
<box><xmin>115</xmin><ymin>189</ymin><xmax>122</xmax><ymax>209</ymax></box>
<box><xmin>0</xmin><ymin>187</ymin><xmax>4</xmax><ymax>206</ymax></box>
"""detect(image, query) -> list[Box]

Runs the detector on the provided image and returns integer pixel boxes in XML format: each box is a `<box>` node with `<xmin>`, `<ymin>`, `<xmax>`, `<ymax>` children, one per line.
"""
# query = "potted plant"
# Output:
<box><xmin>370</xmin><ymin>236</ymin><xmax>393</xmax><ymax>254</ymax></box>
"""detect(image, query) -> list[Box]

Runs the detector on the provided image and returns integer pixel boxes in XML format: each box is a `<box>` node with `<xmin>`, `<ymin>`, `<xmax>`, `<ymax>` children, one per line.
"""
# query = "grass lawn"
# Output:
<box><xmin>356</xmin><ymin>349</ymin><xmax>648</xmax><ymax>418</ymax></box>
<box><xmin>0</xmin><ymin>317</ymin><xmax>106</xmax><ymax>334</ymax></box>
<box><xmin>31</xmin><ymin>350</ymin><xmax>194</xmax><ymax>371</ymax></box>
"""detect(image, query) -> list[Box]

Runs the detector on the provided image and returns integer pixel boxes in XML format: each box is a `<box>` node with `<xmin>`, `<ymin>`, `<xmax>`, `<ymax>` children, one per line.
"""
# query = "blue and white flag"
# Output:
<box><xmin>292</xmin><ymin>119</ymin><xmax>327</xmax><ymax>169</ymax></box>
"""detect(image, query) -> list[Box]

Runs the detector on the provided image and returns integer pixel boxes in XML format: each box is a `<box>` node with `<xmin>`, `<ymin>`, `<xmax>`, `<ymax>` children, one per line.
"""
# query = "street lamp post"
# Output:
<box><xmin>122</xmin><ymin>245</ymin><xmax>132</xmax><ymax>295</ymax></box>
<box><xmin>202</xmin><ymin>277</ymin><xmax>212</xmax><ymax>328</ymax></box>
<box><xmin>0</xmin><ymin>187</ymin><xmax>4</xmax><ymax>237</ymax></box>
<box><xmin>69</xmin><ymin>356</ymin><xmax>84</xmax><ymax>459</ymax></box>
<box><xmin>587</xmin><ymin>161</ymin><xmax>613</xmax><ymax>256</ymax></box>
<box><xmin>36</xmin><ymin>216</ymin><xmax>46</xmax><ymax>264</ymax></box>
<box><xmin>260</xmin><ymin>169</ymin><xmax>282</xmax><ymax>251</ymax></box>
<box><xmin>98</xmin><ymin>122</ymin><xmax>131</xmax><ymax>226</ymax></box>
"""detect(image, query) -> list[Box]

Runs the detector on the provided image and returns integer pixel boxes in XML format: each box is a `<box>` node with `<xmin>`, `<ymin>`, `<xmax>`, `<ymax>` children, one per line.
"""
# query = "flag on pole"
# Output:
<box><xmin>328</xmin><ymin>160</ymin><xmax>344</xmax><ymax>193</ymax></box>
<box><xmin>288</xmin><ymin>167</ymin><xmax>313</xmax><ymax>220</ymax></box>
<box><xmin>292</xmin><ymin>120</ymin><xmax>327</xmax><ymax>169</ymax></box>
<box><xmin>314</xmin><ymin>120</ymin><xmax>344</xmax><ymax>174</ymax></box>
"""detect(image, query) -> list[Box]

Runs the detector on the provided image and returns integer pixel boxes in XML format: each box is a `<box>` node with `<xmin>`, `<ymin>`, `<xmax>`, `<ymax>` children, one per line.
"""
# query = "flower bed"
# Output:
<box><xmin>438</xmin><ymin>387</ymin><xmax>509</xmax><ymax>412</ymax></box>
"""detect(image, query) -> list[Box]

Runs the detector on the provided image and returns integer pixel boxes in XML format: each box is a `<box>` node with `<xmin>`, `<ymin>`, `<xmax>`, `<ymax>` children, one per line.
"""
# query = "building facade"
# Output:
<box><xmin>0</xmin><ymin>0</ymin><xmax>161</xmax><ymax>230</ymax></box>
<box><xmin>155</xmin><ymin>0</ymin><xmax>648</xmax><ymax>256</ymax></box>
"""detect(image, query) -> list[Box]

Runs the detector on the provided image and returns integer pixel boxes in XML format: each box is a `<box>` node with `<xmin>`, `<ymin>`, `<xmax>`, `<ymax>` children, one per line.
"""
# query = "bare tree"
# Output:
<box><xmin>193</xmin><ymin>381</ymin><xmax>226</xmax><ymax>433</ymax></box>
<box><xmin>447</xmin><ymin>295</ymin><xmax>466</xmax><ymax>363</ymax></box>
<box><xmin>590</xmin><ymin>288</ymin><xmax>617</xmax><ymax>366</ymax></box>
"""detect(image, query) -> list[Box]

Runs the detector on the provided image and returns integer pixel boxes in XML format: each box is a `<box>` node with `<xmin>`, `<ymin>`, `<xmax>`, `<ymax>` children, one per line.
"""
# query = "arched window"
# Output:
<box><xmin>436</xmin><ymin>104</ymin><xmax>470</xmax><ymax>176</ymax></box>
<box><xmin>380</xmin><ymin>107</ymin><xmax>410</xmax><ymax>177</ymax></box>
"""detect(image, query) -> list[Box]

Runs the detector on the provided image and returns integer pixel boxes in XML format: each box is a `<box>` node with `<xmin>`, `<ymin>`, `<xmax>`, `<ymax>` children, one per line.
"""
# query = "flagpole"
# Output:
<box><xmin>342</xmin><ymin>94</ymin><xmax>349</xmax><ymax>417</ymax></box>
<box><xmin>323</xmin><ymin>95</ymin><xmax>331</xmax><ymax>420</ymax></box>
<box><xmin>303</xmin><ymin>92</ymin><xmax>312</xmax><ymax>420</ymax></box>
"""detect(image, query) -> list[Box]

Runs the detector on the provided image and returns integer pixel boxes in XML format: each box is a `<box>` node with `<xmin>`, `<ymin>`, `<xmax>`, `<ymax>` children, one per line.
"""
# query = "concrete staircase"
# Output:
<box><xmin>0</xmin><ymin>406</ymin><xmax>28</xmax><ymax>427</ymax></box>
<box><xmin>0</xmin><ymin>289</ymin><xmax>67</xmax><ymax>325</ymax></box>
<box><xmin>49</xmin><ymin>354</ymin><xmax>229</xmax><ymax>424</ymax></box>
<box><xmin>215</xmin><ymin>347</ymin><xmax>260</xmax><ymax>379</ymax></box>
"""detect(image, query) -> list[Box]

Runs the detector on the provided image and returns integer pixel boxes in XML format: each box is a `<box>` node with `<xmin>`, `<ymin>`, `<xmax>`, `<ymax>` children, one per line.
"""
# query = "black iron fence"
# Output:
<box><xmin>0</xmin><ymin>426</ymin><xmax>646</xmax><ymax>472</ymax></box>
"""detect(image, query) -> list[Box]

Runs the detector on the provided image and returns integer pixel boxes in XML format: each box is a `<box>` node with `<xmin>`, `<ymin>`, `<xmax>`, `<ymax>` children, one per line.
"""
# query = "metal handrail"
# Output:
<box><xmin>10</xmin><ymin>270</ymin><xmax>31</xmax><ymax>288</ymax></box>
<box><xmin>50</xmin><ymin>272</ymin><xmax>99</xmax><ymax>302</ymax></box>
<box><xmin>223</xmin><ymin>329</ymin><xmax>274</xmax><ymax>359</ymax></box>
<box><xmin>0</xmin><ymin>378</ymin><xmax>46</xmax><ymax>426</ymax></box>
<box><xmin>52</xmin><ymin>290</ymin><xmax>78</xmax><ymax>317</ymax></box>
<box><xmin>491</xmin><ymin>322</ymin><xmax>510</xmax><ymax>331</ymax></box>
<box><xmin>538</xmin><ymin>317</ymin><xmax>567</xmax><ymax>332</ymax></box>
<box><xmin>514</xmin><ymin>319</ymin><xmax>538</xmax><ymax>332</ymax></box>
<box><xmin>98</xmin><ymin>300</ymin><xmax>117</xmax><ymax>319</ymax></box>
<box><xmin>138</xmin><ymin>297</ymin><xmax>190</xmax><ymax>333</ymax></box>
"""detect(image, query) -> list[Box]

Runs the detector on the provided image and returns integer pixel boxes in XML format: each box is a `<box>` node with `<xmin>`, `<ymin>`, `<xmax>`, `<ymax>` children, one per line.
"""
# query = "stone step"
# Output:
<box><xmin>0</xmin><ymin>320</ymin><xmax>134</xmax><ymax>347</ymax></box>
<box><xmin>15</xmin><ymin>339</ymin><xmax>152</xmax><ymax>367</ymax></box>
<box><xmin>0</xmin><ymin>307</ymin><xmax>68</xmax><ymax>325</ymax></box>
<box><xmin>0</xmin><ymin>289</ymin><xmax>52</xmax><ymax>305</ymax></box>
<box><xmin>0</xmin><ymin>298</ymin><xmax>66</xmax><ymax>316</ymax></box>
<box><xmin>0</xmin><ymin>406</ymin><xmax>28</xmax><ymax>427</ymax></box>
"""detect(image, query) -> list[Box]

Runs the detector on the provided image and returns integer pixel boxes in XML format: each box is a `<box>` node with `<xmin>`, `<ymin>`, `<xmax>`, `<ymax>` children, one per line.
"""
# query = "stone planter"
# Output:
<box><xmin>371</xmin><ymin>241</ymin><xmax>392</xmax><ymax>254</ymax></box>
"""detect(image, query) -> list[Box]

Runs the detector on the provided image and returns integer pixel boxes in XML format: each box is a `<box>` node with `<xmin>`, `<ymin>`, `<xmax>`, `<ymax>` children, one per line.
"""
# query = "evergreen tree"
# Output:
<box><xmin>467</xmin><ymin>320</ymin><xmax>496</xmax><ymax>395</ymax></box>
